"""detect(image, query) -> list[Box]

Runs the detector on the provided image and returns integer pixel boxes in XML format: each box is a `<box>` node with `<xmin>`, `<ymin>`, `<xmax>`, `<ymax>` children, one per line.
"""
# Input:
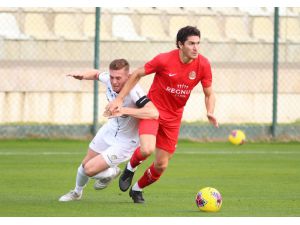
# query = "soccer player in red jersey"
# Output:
<box><xmin>106</xmin><ymin>26</ymin><xmax>219</xmax><ymax>203</ymax></box>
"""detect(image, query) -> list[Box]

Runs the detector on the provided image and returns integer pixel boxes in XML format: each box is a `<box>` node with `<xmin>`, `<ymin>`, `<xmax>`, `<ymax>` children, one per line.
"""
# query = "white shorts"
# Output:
<box><xmin>89</xmin><ymin>124</ymin><xmax>139</xmax><ymax>167</ymax></box>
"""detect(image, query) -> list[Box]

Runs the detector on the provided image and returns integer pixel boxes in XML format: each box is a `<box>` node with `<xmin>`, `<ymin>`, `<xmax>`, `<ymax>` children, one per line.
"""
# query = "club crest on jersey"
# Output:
<box><xmin>108</xmin><ymin>154</ymin><xmax>118</xmax><ymax>161</ymax></box>
<box><xmin>189</xmin><ymin>71</ymin><xmax>196</xmax><ymax>80</ymax></box>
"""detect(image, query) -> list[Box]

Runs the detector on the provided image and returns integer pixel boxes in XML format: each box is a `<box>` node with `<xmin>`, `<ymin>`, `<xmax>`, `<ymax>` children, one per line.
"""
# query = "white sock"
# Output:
<box><xmin>126</xmin><ymin>162</ymin><xmax>138</xmax><ymax>172</ymax></box>
<box><xmin>92</xmin><ymin>167</ymin><xmax>115</xmax><ymax>179</ymax></box>
<box><xmin>74</xmin><ymin>164</ymin><xmax>89</xmax><ymax>194</ymax></box>
<box><xmin>132</xmin><ymin>182</ymin><xmax>143</xmax><ymax>192</ymax></box>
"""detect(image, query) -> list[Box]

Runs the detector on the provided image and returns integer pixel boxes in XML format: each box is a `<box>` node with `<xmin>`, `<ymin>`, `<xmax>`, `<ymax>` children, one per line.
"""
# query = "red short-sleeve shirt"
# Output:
<box><xmin>144</xmin><ymin>49</ymin><xmax>212</xmax><ymax>123</ymax></box>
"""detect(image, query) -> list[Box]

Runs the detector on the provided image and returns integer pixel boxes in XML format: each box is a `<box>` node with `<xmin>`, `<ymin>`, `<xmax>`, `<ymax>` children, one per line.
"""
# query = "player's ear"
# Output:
<box><xmin>178</xmin><ymin>41</ymin><xmax>183</xmax><ymax>49</ymax></box>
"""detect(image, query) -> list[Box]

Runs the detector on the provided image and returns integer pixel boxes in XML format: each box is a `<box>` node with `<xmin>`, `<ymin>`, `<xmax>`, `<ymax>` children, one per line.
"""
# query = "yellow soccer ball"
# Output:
<box><xmin>228</xmin><ymin>130</ymin><xmax>246</xmax><ymax>145</ymax></box>
<box><xmin>195</xmin><ymin>187</ymin><xmax>222</xmax><ymax>212</ymax></box>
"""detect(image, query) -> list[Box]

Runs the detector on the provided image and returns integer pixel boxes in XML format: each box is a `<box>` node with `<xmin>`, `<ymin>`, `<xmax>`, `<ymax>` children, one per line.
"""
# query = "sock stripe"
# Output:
<box><xmin>137</xmin><ymin>163</ymin><xmax>163</xmax><ymax>189</ymax></box>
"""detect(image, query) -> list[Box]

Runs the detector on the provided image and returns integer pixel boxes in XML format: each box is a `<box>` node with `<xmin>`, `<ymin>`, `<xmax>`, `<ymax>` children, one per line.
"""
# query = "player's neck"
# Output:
<box><xmin>179</xmin><ymin>50</ymin><xmax>193</xmax><ymax>64</ymax></box>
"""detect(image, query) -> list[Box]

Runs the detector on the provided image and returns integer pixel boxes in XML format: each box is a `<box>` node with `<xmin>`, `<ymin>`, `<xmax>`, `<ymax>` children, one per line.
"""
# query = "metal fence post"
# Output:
<box><xmin>272</xmin><ymin>7</ymin><xmax>279</xmax><ymax>138</ymax></box>
<box><xmin>92</xmin><ymin>7</ymin><xmax>101</xmax><ymax>136</ymax></box>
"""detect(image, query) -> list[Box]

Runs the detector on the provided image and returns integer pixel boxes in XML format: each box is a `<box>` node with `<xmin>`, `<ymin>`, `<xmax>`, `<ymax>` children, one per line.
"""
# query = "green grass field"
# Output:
<box><xmin>0</xmin><ymin>139</ymin><xmax>299</xmax><ymax>217</ymax></box>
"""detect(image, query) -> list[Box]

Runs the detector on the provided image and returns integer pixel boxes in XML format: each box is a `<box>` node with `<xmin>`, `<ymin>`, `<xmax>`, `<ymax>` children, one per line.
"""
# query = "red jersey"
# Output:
<box><xmin>144</xmin><ymin>49</ymin><xmax>212</xmax><ymax>123</ymax></box>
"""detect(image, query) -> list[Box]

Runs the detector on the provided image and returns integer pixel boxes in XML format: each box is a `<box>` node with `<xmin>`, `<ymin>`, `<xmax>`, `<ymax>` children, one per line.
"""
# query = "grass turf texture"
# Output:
<box><xmin>0</xmin><ymin>139</ymin><xmax>299</xmax><ymax>216</ymax></box>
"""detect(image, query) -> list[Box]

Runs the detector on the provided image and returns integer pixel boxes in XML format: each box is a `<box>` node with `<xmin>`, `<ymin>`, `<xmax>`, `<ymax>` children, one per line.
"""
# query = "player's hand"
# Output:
<box><xmin>66</xmin><ymin>73</ymin><xmax>84</xmax><ymax>80</ymax></box>
<box><xmin>106</xmin><ymin>107</ymin><xmax>124</xmax><ymax>118</ymax></box>
<box><xmin>103</xmin><ymin>107</ymin><xmax>124</xmax><ymax>118</ymax></box>
<box><xmin>105</xmin><ymin>98</ymin><xmax>123</xmax><ymax>115</ymax></box>
<box><xmin>207</xmin><ymin>113</ymin><xmax>219</xmax><ymax>128</ymax></box>
<box><xmin>103</xmin><ymin>108</ymin><xmax>112</xmax><ymax>117</ymax></box>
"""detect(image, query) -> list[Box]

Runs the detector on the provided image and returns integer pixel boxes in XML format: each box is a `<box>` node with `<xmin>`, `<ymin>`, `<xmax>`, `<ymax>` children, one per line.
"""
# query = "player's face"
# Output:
<box><xmin>180</xmin><ymin>35</ymin><xmax>200</xmax><ymax>61</ymax></box>
<box><xmin>109</xmin><ymin>68</ymin><xmax>129</xmax><ymax>93</ymax></box>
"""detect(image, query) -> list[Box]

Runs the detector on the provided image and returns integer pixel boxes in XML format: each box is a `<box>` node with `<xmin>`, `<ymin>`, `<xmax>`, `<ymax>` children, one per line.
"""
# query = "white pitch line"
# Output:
<box><xmin>0</xmin><ymin>152</ymin><xmax>83</xmax><ymax>156</ymax></box>
<box><xmin>0</xmin><ymin>151</ymin><xmax>299</xmax><ymax>156</ymax></box>
<box><xmin>176</xmin><ymin>151</ymin><xmax>300</xmax><ymax>155</ymax></box>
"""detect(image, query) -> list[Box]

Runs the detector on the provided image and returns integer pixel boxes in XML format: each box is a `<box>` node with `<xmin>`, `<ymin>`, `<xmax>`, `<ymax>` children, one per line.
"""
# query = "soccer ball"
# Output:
<box><xmin>195</xmin><ymin>187</ymin><xmax>222</xmax><ymax>212</ymax></box>
<box><xmin>228</xmin><ymin>129</ymin><xmax>246</xmax><ymax>145</ymax></box>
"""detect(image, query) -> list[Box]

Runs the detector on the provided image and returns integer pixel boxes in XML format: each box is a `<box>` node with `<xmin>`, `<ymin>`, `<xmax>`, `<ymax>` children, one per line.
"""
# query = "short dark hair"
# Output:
<box><xmin>176</xmin><ymin>26</ymin><xmax>201</xmax><ymax>48</ymax></box>
<box><xmin>109</xmin><ymin>58</ymin><xmax>129</xmax><ymax>71</ymax></box>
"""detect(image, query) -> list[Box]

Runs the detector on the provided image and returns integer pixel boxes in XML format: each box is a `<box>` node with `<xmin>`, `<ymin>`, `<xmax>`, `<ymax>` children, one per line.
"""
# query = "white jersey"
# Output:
<box><xmin>97</xmin><ymin>71</ymin><xmax>145</xmax><ymax>145</ymax></box>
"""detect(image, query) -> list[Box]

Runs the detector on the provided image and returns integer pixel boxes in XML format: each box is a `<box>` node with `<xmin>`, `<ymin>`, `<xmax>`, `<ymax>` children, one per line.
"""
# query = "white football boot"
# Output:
<box><xmin>94</xmin><ymin>167</ymin><xmax>121</xmax><ymax>190</ymax></box>
<box><xmin>59</xmin><ymin>190</ymin><xmax>82</xmax><ymax>202</ymax></box>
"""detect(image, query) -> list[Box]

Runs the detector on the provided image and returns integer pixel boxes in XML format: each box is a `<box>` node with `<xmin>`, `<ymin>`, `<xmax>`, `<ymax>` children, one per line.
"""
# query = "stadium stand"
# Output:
<box><xmin>106</xmin><ymin>7</ymin><xmax>135</xmax><ymax>15</ymax></box>
<box><xmin>131</xmin><ymin>7</ymin><xmax>161</xmax><ymax>15</ymax></box>
<box><xmin>24</xmin><ymin>13</ymin><xmax>58</xmax><ymax>40</ymax></box>
<box><xmin>1</xmin><ymin>7</ymin><xmax>300</xmax><ymax>126</ymax></box>
<box><xmin>83</xmin><ymin>12</ymin><xmax>112</xmax><ymax>40</ymax></box>
<box><xmin>0</xmin><ymin>12</ymin><xmax>29</xmax><ymax>39</ymax></box>
<box><xmin>51</xmin><ymin>7</ymin><xmax>81</xmax><ymax>13</ymax></box>
<box><xmin>280</xmin><ymin>17</ymin><xmax>300</xmax><ymax>42</ymax></box>
<box><xmin>81</xmin><ymin>7</ymin><xmax>95</xmax><ymax>13</ymax></box>
<box><xmin>184</xmin><ymin>7</ymin><xmax>217</xmax><ymax>15</ymax></box>
<box><xmin>262</xmin><ymin>7</ymin><xmax>294</xmax><ymax>16</ymax></box>
<box><xmin>0</xmin><ymin>7</ymin><xmax>18</xmax><ymax>11</ymax></box>
<box><xmin>224</xmin><ymin>15</ymin><xmax>254</xmax><ymax>42</ymax></box>
<box><xmin>140</xmin><ymin>15</ymin><xmax>169</xmax><ymax>41</ymax></box>
<box><xmin>22</xmin><ymin>7</ymin><xmax>50</xmax><ymax>13</ymax></box>
<box><xmin>291</xmin><ymin>7</ymin><xmax>300</xmax><ymax>14</ymax></box>
<box><xmin>169</xmin><ymin>15</ymin><xmax>191</xmax><ymax>37</ymax></box>
<box><xmin>54</xmin><ymin>13</ymin><xmax>87</xmax><ymax>40</ymax></box>
<box><xmin>285</xmin><ymin>7</ymin><xmax>299</xmax><ymax>16</ymax></box>
<box><xmin>112</xmin><ymin>15</ymin><xmax>145</xmax><ymax>41</ymax></box>
<box><xmin>1</xmin><ymin>7</ymin><xmax>299</xmax><ymax>59</ymax></box>
<box><xmin>83</xmin><ymin>13</ymin><xmax>96</xmax><ymax>39</ymax></box>
<box><xmin>210</xmin><ymin>7</ymin><xmax>243</xmax><ymax>16</ymax></box>
<box><xmin>251</xmin><ymin>16</ymin><xmax>274</xmax><ymax>42</ymax></box>
<box><xmin>156</xmin><ymin>7</ymin><xmax>186</xmax><ymax>15</ymax></box>
<box><xmin>238</xmin><ymin>7</ymin><xmax>269</xmax><ymax>16</ymax></box>
<box><xmin>197</xmin><ymin>16</ymin><xmax>224</xmax><ymax>42</ymax></box>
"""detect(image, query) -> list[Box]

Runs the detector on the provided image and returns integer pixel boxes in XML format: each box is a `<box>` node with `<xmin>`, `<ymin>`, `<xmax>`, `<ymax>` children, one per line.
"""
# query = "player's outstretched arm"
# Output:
<box><xmin>203</xmin><ymin>86</ymin><xmax>219</xmax><ymax>128</ymax></box>
<box><xmin>106</xmin><ymin>67</ymin><xmax>146</xmax><ymax>113</ymax></box>
<box><xmin>105</xmin><ymin>102</ymin><xmax>159</xmax><ymax>120</ymax></box>
<box><xmin>66</xmin><ymin>69</ymin><xmax>100</xmax><ymax>80</ymax></box>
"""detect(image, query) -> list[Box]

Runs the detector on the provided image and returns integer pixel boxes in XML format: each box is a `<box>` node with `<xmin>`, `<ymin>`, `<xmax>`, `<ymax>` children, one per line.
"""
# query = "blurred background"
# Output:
<box><xmin>0</xmin><ymin>7</ymin><xmax>299</xmax><ymax>140</ymax></box>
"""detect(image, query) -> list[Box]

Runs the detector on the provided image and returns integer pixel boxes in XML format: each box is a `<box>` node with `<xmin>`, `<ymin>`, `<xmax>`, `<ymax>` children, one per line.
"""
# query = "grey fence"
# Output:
<box><xmin>0</xmin><ymin>7</ymin><xmax>299</xmax><ymax>141</ymax></box>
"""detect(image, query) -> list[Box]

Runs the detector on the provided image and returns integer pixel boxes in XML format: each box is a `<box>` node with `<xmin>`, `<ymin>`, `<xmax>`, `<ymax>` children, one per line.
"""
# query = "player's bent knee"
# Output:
<box><xmin>154</xmin><ymin>162</ymin><xmax>168</xmax><ymax>173</ymax></box>
<box><xmin>140</xmin><ymin>145</ymin><xmax>155</xmax><ymax>157</ymax></box>
<box><xmin>83</xmin><ymin>165</ymin><xmax>97</xmax><ymax>177</ymax></box>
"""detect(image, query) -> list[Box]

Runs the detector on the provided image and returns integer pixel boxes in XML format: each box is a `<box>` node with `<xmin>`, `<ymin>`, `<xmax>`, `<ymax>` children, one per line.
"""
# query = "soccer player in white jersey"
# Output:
<box><xmin>59</xmin><ymin>59</ymin><xmax>158</xmax><ymax>202</ymax></box>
